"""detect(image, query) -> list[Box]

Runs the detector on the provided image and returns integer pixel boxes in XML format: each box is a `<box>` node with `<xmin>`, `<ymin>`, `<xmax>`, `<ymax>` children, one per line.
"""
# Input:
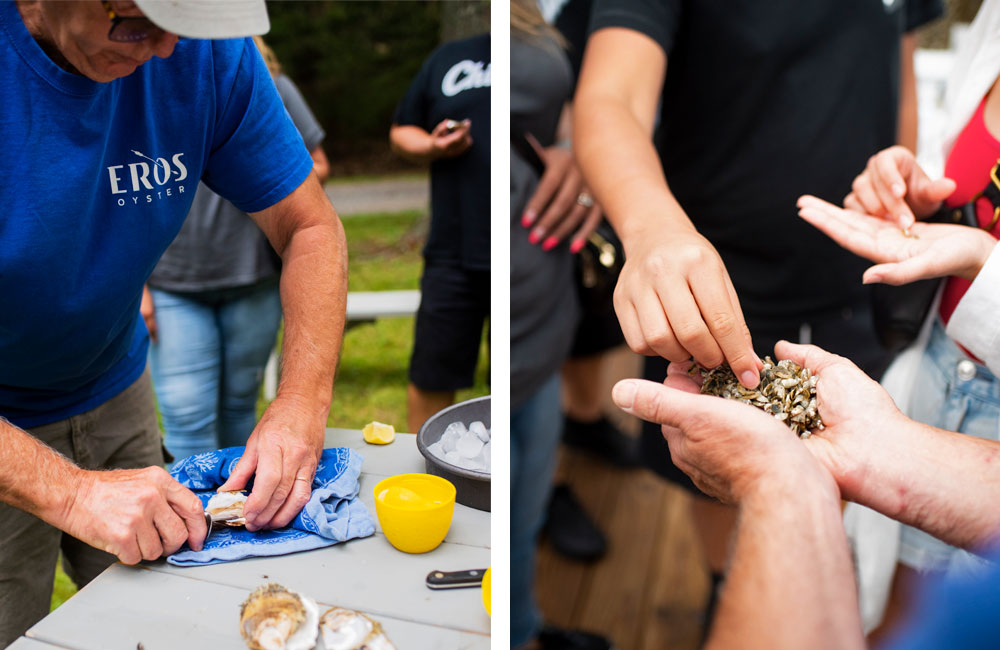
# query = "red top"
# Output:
<box><xmin>938</xmin><ymin>96</ymin><xmax>1000</xmax><ymax>336</ymax></box>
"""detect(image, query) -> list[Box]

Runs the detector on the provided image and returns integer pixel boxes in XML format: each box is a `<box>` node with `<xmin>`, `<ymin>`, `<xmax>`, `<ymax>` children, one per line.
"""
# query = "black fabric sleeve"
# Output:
<box><xmin>589</xmin><ymin>0</ymin><xmax>681</xmax><ymax>57</ymax></box>
<box><xmin>392</xmin><ymin>53</ymin><xmax>433</xmax><ymax>129</ymax></box>
<box><xmin>904</xmin><ymin>0</ymin><xmax>945</xmax><ymax>33</ymax></box>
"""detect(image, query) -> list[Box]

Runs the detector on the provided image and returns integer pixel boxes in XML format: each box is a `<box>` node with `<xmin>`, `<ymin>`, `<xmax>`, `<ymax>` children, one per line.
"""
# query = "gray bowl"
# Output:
<box><xmin>416</xmin><ymin>395</ymin><xmax>490</xmax><ymax>512</ymax></box>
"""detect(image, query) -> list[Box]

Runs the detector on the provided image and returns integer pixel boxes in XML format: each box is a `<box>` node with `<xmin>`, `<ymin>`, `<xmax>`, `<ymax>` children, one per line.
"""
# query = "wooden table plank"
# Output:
<box><xmin>29</xmin><ymin>565</ymin><xmax>488</xmax><ymax>650</ymax></box>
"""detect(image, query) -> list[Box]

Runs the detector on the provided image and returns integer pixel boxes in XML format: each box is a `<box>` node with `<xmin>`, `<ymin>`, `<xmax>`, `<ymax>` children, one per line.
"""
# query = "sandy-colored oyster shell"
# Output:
<box><xmin>320</xmin><ymin>606</ymin><xmax>396</xmax><ymax>650</ymax></box>
<box><xmin>239</xmin><ymin>583</ymin><xmax>318</xmax><ymax>650</ymax></box>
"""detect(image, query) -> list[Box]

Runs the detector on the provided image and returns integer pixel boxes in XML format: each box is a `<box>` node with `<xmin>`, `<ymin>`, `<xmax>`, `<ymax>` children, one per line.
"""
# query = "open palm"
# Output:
<box><xmin>797</xmin><ymin>194</ymin><xmax>995</xmax><ymax>284</ymax></box>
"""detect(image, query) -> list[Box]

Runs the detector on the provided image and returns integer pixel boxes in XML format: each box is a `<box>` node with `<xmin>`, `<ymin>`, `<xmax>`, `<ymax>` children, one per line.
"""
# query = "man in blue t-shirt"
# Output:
<box><xmin>0</xmin><ymin>2</ymin><xmax>348</xmax><ymax>642</ymax></box>
<box><xmin>612</xmin><ymin>341</ymin><xmax>1000</xmax><ymax>648</ymax></box>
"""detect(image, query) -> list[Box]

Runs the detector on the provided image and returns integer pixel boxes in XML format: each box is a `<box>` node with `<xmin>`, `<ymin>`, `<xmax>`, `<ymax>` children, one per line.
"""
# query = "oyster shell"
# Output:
<box><xmin>207</xmin><ymin>490</ymin><xmax>248</xmax><ymax>526</ymax></box>
<box><xmin>239</xmin><ymin>583</ymin><xmax>319</xmax><ymax>650</ymax></box>
<box><xmin>320</xmin><ymin>606</ymin><xmax>397</xmax><ymax>650</ymax></box>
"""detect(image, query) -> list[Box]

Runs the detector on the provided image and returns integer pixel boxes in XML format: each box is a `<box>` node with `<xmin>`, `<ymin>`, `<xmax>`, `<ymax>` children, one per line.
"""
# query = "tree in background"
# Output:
<box><xmin>266</xmin><ymin>1</ymin><xmax>489</xmax><ymax>176</ymax></box>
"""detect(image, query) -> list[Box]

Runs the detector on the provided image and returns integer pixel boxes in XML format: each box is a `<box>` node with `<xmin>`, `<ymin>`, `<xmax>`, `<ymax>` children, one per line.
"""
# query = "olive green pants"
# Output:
<box><xmin>0</xmin><ymin>368</ymin><xmax>164</xmax><ymax>648</ymax></box>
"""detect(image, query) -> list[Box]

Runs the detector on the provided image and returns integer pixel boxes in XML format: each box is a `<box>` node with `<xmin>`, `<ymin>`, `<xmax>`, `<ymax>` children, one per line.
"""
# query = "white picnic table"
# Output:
<box><xmin>12</xmin><ymin>428</ymin><xmax>491</xmax><ymax>650</ymax></box>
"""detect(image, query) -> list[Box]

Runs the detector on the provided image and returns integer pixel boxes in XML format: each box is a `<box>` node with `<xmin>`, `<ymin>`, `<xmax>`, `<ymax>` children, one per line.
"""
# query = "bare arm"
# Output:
<box><xmin>897</xmin><ymin>33</ymin><xmax>918</xmax><ymax>151</ymax></box>
<box><xmin>612</xmin><ymin>372</ymin><xmax>864</xmax><ymax>650</ymax></box>
<box><xmin>575</xmin><ymin>28</ymin><xmax>759</xmax><ymax>386</ymax></box>
<box><xmin>219</xmin><ymin>173</ymin><xmax>347</xmax><ymax>530</ymax></box>
<box><xmin>776</xmin><ymin>341</ymin><xmax>1000</xmax><ymax>551</ymax></box>
<box><xmin>0</xmin><ymin>418</ymin><xmax>206</xmax><ymax>563</ymax></box>
<box><xmin>389</xmin><ymin>121</ymin><xmax>472</xmax><ymax>164</ymax></box>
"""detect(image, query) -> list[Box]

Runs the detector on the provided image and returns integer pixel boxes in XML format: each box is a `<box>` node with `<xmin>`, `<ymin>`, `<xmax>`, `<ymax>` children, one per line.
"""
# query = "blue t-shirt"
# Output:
<box><xmin>0</xmin><ymin>3</ymin><xmax>313</xmax><ymax>427</ymax></box>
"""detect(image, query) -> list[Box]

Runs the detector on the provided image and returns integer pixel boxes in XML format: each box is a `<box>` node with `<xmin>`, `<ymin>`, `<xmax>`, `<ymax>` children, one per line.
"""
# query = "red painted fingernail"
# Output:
<box><xmin>521</xmin><ymin>212</ymin><xmax>535</xmax><ymax>227</ymax></box>
<box><xmin>542</xmin><ymin>236</ymin><xmax>559</xmax><ymax>251</ymax></box>
<box><xmin>529</xmin><ymin>229</ymin><xmax>544</xmax><ymax>245</ymax></box>
<box><xmin>570</xmin><ymin>239</ymin><xmax>585</xmax><ymax>254</ymax></box>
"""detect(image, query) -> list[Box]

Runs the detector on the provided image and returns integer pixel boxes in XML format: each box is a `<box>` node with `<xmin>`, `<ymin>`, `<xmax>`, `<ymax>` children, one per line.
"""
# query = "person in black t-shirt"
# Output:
<box><xmin>390</xmin><ymin>33</ymin><xmax>491</xmax><ymax>434</ymax></box>
<box><xmin>574</xmin><ymin>0</ymin><xmax>942</xmax><ymax>636</ymax></box>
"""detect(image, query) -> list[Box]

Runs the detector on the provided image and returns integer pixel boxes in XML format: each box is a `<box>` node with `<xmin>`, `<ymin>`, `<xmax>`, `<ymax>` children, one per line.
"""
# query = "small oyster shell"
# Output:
<box><xmin>239</xmin><ymin>583</ymin><xmax>319</xmax><ymax>650</ymax></box>
<box><xmin>320</xmin><ymin>606</ymin><xmax>397</xmax><ymax>650</ymax></box>
<box><xmin>207</xmin><ymin>490</ymin><xmax>248</xmax><ymax>526</ymax></box>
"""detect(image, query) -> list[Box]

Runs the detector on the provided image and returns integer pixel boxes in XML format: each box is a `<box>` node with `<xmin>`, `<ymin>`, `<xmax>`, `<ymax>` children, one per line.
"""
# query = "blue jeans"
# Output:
<box><xmin>148</xmin><ymin>280</ymin><xmax>281</xmax><ymax>464</ymax></box>
<box><xmin>899</xmin><ymin>318</ymin><xmax>1000</xmax><ymax>574</ymax></box>
<box><xmin>510</xmin><ymin>375</ymin><xmax>563</xmax><ymax>647</ymax></box>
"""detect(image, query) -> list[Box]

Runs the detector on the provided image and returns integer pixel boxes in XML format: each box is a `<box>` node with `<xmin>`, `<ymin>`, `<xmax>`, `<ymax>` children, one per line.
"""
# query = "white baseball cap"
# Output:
<box><xmin>133</xmin><ymin>0</ymin><xmax>270</xmax><ymax>40</ymax></box>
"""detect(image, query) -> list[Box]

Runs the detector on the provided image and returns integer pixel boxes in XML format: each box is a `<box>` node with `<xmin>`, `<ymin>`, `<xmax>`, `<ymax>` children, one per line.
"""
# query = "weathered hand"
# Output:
<box><xmin>772</xmin><ymin>341</ymin><xmax>908</xmax><ymax>503</ymax></box>
<box><xmin>217</xmin><ymin>396</ymin><xmax>324</xmax><ymax>531</ymax></box>
<box><xmin>798</xmin><ymin>194</ymin><xmax>996</xmax><ymax>283</ymax></box>
<box><xmin>842</xmin><ymin>145</ymin><xmax>956</xmax><ymax>230</ymax></box>
<box><xmin>614</xmin><ymin>228</ymin><xmax>760</xmax><ymax>387</ymax></box>
<box><xmin>429</xmin><ymin>118</ymin><xmax>473</xmax><ymax>159</ymax></box>
<box><xmin>61</xmin><ymin>466</ymin><xmax>207</xmax><ymax>564</ymax></box>
<box><xmin>520</xmin><ymin>140</ymin><xmax>603</xmax><ymax>253</ymax></box>
<box><xmin>611</xmin><ymin>363</ymin><xmax>829</xmax><ymax>504</ymax></box>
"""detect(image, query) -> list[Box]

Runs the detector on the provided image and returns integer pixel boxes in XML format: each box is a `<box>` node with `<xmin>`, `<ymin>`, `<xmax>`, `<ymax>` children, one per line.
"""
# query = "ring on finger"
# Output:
<box><xmin>294</xmin><ymin>476</ymin><xmax>311</xmax><ymax>482</ymax></box>
<box><xmin>576</xmin><ymin>192</ymin><xmax>594</xmax><ymax>208</ymax></box>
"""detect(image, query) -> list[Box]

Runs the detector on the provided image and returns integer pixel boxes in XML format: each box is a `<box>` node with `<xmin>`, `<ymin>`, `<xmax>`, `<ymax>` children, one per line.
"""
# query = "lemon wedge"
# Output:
<box><xmin>362</xmin><ymin>421</ymin><xmax>395</xmax><ymax>445</ymax></box>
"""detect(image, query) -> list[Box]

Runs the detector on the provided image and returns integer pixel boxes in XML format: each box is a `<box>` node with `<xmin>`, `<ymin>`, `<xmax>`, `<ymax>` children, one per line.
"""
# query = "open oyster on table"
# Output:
<box><xmin>693</xmin><ymin>356</ymin><xmax>824</xmax><ymax>439</ymax></box>
<box><xmin>239</xmin><ymin>583</ymin><xmax>319</xmax><ymax>650</ymax></box>
<box><xmin>320</xmin><ymin>606</ymin><xmax>397</xmax><ymax>650</ymax></box>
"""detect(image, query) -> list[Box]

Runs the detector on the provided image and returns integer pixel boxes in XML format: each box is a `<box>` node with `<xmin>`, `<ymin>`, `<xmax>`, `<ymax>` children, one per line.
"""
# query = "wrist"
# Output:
<box><xmin>742</xmin><ymin>464</ymin><xmax>840</xmax><ymax>509</ymax></box>
<box><xmin>960</xmin><ymin>231</ymin><xmax>998</xmax><ymax>282</ymax></box>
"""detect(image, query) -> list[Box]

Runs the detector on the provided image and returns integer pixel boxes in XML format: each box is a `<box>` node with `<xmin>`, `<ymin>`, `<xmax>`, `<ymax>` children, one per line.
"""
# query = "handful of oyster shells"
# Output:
<box><xmin>693</xmin><ymin>357</ymin><xmax>824</xmax><ymax>439</ymax></box>
<box><xmin>239</xmin><ymin>582</ymin><xmax>397</xmax><ymax>650</ymax></box>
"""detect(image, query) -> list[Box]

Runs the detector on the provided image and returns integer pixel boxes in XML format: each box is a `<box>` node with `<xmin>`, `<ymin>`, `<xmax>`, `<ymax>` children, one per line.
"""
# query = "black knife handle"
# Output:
<box><xmin>425</xmin><ymin>569</ymin><xmax>487</xmax><ymax>590</ymax></box>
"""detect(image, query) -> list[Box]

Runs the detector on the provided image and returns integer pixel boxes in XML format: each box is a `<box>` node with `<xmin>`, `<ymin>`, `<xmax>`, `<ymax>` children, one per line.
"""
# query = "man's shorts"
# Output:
<box><xmin>409</xmin><ymin>260</ymin><xmax>490</xmax><ymax>392</ymax></box>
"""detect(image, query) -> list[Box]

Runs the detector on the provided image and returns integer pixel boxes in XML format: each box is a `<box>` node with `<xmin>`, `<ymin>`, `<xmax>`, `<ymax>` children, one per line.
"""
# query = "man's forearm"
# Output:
<box><xmin>709</xmin><ymin>477</ymin><xmax>863</xmax><ymax>650</ymax></box>
<box><xmin>389</xmin><ymin>125</ymin><xmax>436</xmax><ymax>164</ymax></box>
<box><xmin>0</xmin><ymin>418</ymin><xmax>81</xmax><ymax>528</ymax></box>
<box><xmin>844</xmin><ymin>421</ymin><xmax>1000</xmax><ymax>551</ymax></box>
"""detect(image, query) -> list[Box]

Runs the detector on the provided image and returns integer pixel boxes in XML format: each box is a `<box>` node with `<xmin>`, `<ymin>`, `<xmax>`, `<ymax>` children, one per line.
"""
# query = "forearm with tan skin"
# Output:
<box><xmin>770</xmin><ymin>341</ymin><xmax>1000</xmax><ymax>552</ymax></box>
<box><xmin>219</xmin><ymin>174</ymin><xmax>347</xmax><ymax>531</ymax></box>
<box><xmin>574</xmin><ymin>28</ymin><xmax>759</xmax><ymax>386</ymax></box>
<box><xmin>0</xmin><ymin>418</ymin><xmax>206</xmax><ymax>564</ymax></box>
<box><xmin>709</xmin><ymin>477</ymin><xmax>863</xmax><ymax>650</ymax></box>
<box><xmin>897</xmin><ymin>34</ymin><xmax>918</xmax><ymax>152</ymax></box>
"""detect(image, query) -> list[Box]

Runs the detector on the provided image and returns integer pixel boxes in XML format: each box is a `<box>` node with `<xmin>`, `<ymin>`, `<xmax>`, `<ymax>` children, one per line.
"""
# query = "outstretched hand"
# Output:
<box><xmin>797</xmin><ymin>194</ymin><xmax>996</xmax><ymax>284</ymax></box>
<box><xmin>611</xmin><ymin>362</ymin><xmax>828</xmax><ymax>504</ymax></box>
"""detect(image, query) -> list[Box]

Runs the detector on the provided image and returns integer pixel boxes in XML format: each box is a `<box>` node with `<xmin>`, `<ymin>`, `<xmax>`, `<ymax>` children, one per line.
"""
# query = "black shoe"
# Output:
<box><xmin>562</xmin><ymin>415</ymin><xmax>639</xmax><ymax>467</ymax></box>
<box><xmin>538</xmin><ymin>624</ymin><xmax>614</xmax><ymax>650</ymax></box>
<box><xmin>544</xmin><ymin>484</ymin><xmax>607</xmax><ymax>561</ymax></box>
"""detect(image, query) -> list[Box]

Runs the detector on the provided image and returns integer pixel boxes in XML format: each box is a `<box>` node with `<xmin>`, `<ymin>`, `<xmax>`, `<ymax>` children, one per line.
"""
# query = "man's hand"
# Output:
<box><xmin>798</xmin><ymin>194</ymin><xmax>996</xmax><ymax>284</ymax></box>
<box><xmin>520</xmin><ymin>140</ymin><xmax>602</xmax><ymax>253</ymax></box>
<box><xmin>140</xmin><ymin>285</ymin><xmax>157</xmax><ymax>344</ymax></box>
<box><xmin>772</xmin><ymin>341</ymin><xmax>909</xmax><ymax>504</ymax></box>
<box><xmin>60</xmin><ymin>467</ymin><xmax>207</xmax><ymax>564</ymax></box>
<box><xmin>217</xmin><ymin>395</ymin><xmax>324</xmax><ymax>531</ymax></box>
<box><xmin>614</xmin><ymin>228</ymin><xmax>761</xmax><ymax>387</ymax></box>
<box><xmin>843</xmin><ymin>145</ymin><xmax>956</xmax><ymax>230</ymax></box>
<box><xmin>611</xmin><ymin>363</ymin><xmax>830</xmax><ymax>504</ymax></box>
<box><xmin>427</xmin><ymin>118</ymin><xmax>473</xmax><ymax>159</ymax></box>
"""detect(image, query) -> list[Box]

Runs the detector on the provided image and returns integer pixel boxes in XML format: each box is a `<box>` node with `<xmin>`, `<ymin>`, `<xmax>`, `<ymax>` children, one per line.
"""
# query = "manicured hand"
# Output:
<box><xmin>798</xmin><ymin>194</ymin><xmax>996</xmax><ymax>283</ymax></box>
<box><xmin>218</xmin><ymin>396</ymin><xmax>324</xmax><ymax>531</ymax></box>
<box><xmin>843</xmin><ymin>145</ymin><xmax>956</xmax><ymax>230</ymax></box>
<box><xmin>613</xmin><ymin>228</ymin><xmax>761</xmax><ymax>387</ymax></box>
<box><xmin>520</xmin><ymin>137</ymin><xmax>603</xmax><ymax>253</ymax></box>
<box><xmin>428</xmin><ymin>118</ymin><xmax>473</xmax><ymax>159</ymax></box>
<box><xmin>62</xmin><ymin>466</ymin><xmax>207</xmax><ymax>564</ymax></box>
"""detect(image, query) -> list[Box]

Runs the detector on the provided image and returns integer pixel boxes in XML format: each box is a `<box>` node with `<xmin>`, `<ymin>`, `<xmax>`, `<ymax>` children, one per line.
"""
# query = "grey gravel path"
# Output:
<box><xmin>325</xmin><ymin>174</ymin><xmax>429</xmax><ymax>217</ymax></box>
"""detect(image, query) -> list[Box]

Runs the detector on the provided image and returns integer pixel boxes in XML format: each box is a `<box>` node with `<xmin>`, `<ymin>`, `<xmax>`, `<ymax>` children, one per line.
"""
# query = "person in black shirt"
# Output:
<box><xmin>390</xmin><ymin>33</ymin><xmax>491</xmax><ymax>434</ymax></box>
<box><xmin>574</xmin><ymin>0</ymin><xmax>942</xmax><ymax>636</ymax></box>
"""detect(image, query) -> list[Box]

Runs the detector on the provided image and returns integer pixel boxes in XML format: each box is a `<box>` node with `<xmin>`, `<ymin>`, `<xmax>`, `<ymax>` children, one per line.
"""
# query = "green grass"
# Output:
<box><xmin>49</xmin><ymin>206</ymin><xmax>489</xmax><ymax>612</ymax></box>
